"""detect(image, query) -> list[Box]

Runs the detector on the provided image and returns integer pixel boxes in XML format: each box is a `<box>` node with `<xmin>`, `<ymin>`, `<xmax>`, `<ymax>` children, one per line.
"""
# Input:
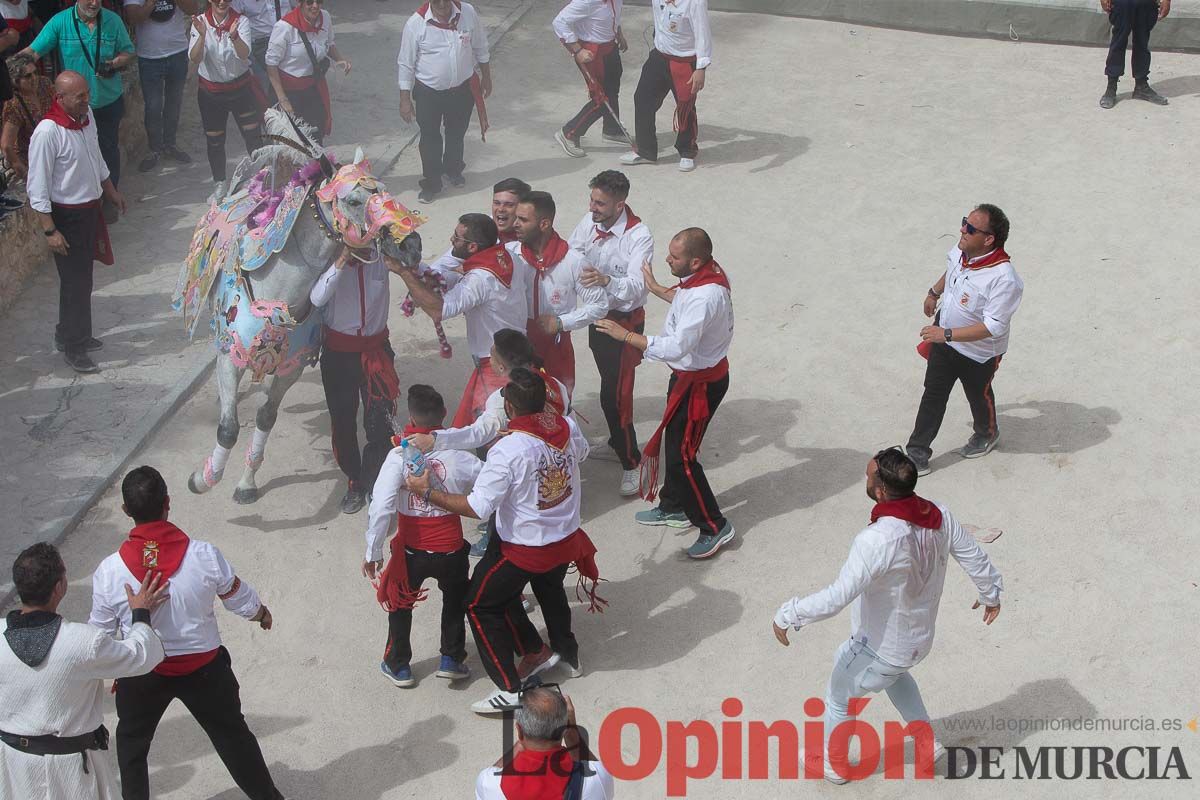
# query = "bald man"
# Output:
<box><xmin>27</xmin><ymin>70</ymin><xmax>127</xmax><ymax>373</ymax></box>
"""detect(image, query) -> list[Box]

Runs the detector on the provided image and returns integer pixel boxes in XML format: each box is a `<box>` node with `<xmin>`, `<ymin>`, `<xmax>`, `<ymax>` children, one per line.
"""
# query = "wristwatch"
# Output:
<box><xmin>944</xmin><ymin>328</ymin><xmax>954</xmax><ymax>343</ymax></box>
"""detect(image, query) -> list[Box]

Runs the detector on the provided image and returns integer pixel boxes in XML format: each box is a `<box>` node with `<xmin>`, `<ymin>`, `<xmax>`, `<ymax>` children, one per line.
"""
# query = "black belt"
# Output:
<box><xmin>0</xmin><ymin>724</ymin><xmax>108</xmax><ymax>773</ymax></box>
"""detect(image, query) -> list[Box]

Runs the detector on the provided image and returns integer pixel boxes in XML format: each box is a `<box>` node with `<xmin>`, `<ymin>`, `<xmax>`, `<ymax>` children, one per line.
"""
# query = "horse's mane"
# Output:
<box><xmin>218</xmin><ymin>109</ymin><xmax>325</xmax><ymax>203</ymax></box>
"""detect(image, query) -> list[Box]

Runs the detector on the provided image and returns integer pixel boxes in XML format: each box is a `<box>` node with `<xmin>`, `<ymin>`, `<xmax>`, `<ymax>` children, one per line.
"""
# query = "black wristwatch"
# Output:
<box><xmin>944</xmin><ymin>328</ymin><xmax>954</xmax><ymax>343</ymax></box>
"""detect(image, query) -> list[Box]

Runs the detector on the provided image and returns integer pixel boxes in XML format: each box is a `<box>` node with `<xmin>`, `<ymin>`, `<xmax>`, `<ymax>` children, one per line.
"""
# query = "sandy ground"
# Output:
<box><xmin>22</xmin><ymin>1</ymin><xmax>1200</xmax><ymax>798</ymax></box>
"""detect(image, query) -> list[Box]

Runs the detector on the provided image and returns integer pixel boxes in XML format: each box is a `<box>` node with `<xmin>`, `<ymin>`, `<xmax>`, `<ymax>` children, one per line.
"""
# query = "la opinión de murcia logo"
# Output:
<box><xmin>498</xmin><ymin>699</ymin><xmax>1195</xmax><ymax>796</ymax></box>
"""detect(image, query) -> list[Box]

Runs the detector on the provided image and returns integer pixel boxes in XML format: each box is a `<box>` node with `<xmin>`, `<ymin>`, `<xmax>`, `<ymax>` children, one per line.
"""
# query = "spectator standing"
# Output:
<box><xmin>124</xmin><ymin>0</ymin><xmax>199</xmax><ymax>172</ymax></box>
<box><xmin>2</xmin><ymin>53</ymin><xmax>54</xmax><ymax>184</ymax></box>
<box><xmin>266</xmin><ymin>0</ymin><xmax>350</xmax><ymax>144</ymax></box>
<box><xmin>1099</xmin><ymin>0</ymin><xmax>1171</xmax><ymax>108</ymax></box>
<box><xmin>232</xmin><ymin>0</ymin><xmax>295</xmax><ymax>95</ymax></box>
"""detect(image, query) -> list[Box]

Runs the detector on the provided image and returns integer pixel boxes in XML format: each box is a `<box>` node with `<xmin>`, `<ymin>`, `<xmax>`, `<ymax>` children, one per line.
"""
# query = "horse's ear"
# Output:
<box><xmin>353</xmin><ymin>147</ymin><xmax>366</xmax><ymax>165</ymax></box>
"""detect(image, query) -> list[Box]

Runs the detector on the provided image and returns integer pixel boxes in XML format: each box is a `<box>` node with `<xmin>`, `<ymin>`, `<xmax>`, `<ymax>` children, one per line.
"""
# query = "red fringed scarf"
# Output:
<box><xmin>44</xmin><ymin>99</ymin><xmax>88</xmax><ymax>130</ymax></box>
<box><xmin>592</xmin><ymin>205</ymin><xmax>641</xmax><ymax>242</ymax></box>
<box><xmin>538</xmin><ymin>368</ymin><xmax>567</xmax><ymax>416</ymax></box>
<box><xmin>463</xmin><ymin>244</ymin><xmax>514</xmax><ymax>288</ymax></box>
<box><xmin>118</xmin><ymin>521</ymin><xmax>190</xmax><ymax>581</ymax></box>
<box><xmin>523</xmin><ymin>232</ymin><xmax>570</xmax><ymax>319</ymax></box>
<box><xmin>205</xmin><ymin>7</ymin><xmax>240</xmax><ymax>34</ymax></box>
<box><xmin>499</xmin><ymin>746</ymin><xmax>574</xmax><ymax>800</ymax></box>
<box><xmin>323</xmin><ymin>327</ymin><xmax>400</xmax><ymax>404</ymax></box>
<box><xmin>870</xmin><ymin>494</ymin><xmax>943</xmax><ymax>530</ymax></box>
<box><xmin>282</xmin><ymin>6</ymin><xmax>322</xmax><ymax>33</ymax></box>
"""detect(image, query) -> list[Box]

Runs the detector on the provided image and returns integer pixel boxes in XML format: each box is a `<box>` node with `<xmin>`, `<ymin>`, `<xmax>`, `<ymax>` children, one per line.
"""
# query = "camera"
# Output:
<box><xmin>97</xmin><ymin>60</ymin><xmax>117</xmax><ymax>78</ymax></box>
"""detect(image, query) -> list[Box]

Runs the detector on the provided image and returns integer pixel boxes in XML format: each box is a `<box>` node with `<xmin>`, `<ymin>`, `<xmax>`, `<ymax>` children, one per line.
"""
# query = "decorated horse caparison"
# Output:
<box><xmin>174</xmin><ymin>109</ymin><xmax>426</xmax><ymax>504</ymax></box>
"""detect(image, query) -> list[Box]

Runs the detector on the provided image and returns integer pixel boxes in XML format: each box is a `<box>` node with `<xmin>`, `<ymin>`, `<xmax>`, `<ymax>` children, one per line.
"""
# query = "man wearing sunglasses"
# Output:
<box><xmin>906</xmin><ymin>205</ymin><xmax>1023</xmax><ymax>476</ymax></box>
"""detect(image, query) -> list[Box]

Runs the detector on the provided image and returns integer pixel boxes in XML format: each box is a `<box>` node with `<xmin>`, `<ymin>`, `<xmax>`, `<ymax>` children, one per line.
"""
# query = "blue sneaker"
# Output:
<box><xmin>380</xmin><ymin>661</ymin><xmax>415</xmax><ymax>688</ymax></box>
<box><xmin>436</xmin><ymin>655</ymin><xmax>470</xmax><ymax>681</ymax></box>
<box><xmin>634</xmin><ymin>507</ymin><xmax>692</xmax><ymax>528</ymax></box>
<box><xmin>686</xmin><ymin>521</ymin><xmax>735</xmax><ymax>559</ymax></box>
<box><xmin>470</xmin><ymin>530</ymin><xmax>490</xmax><ymax>558</ymax></box>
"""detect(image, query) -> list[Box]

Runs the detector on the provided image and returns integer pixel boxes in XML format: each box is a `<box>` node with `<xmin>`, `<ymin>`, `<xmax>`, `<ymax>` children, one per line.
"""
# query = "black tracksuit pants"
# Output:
<box><xmin>319</xmin><ymin>346</ymin><xmax>396</xmax><ymax>493</ymax></box>
<box><xmin>656</xmin><ymin>374</ymin><xmax>729</xmax><ymax>536</ymax></box>
<box><xmin>906</xmin><ymin>342</ymin><xmax>1002</xmax><ymax>461</ymax></box>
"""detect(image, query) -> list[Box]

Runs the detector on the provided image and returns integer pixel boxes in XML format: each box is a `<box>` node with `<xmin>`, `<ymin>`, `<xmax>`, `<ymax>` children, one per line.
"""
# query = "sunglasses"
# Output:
<box><xmin>300</xmin><ymin>0</ymin><xmax>324</xmax><ymax>5</ymax></box>
<box><xmin>961</xmin><ymin>217</ymin><xmax>993</xmax><ymax>237</ymax></box>
<box><xmin>518</xmin><ymin>681</ymin><xmax>562</xmax><ymax>699</ymax></box>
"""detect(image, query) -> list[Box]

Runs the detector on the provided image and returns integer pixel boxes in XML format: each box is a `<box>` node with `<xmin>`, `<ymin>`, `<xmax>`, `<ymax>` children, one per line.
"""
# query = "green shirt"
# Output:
<box><xmin>30</xmin><ymin>7</ymin><xmax>135</xmax><ymax>109</ymax></box>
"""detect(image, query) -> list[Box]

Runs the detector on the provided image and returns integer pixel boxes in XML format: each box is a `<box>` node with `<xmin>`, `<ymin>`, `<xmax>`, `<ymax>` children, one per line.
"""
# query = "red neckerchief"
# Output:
<box><xmin>870</xmin><ymin>494</ymin><xmax>943</xmax><ymax>530</ymax></box>
<box><xmin>463</xmin><ymin>244</ymin><xmax>514</xmax><ymax>288</ymax></box>
<box><xmin>592</xmin><ymin>204</ymin><xmax>642</xmax><ymax>242</ymax></box>
<box><xmin>44</xmin><ymin>99</ymin><xmax>88</xmax><ymax>130</ymax></box>
<box><xmin>674</xmin><ymin>259</ymin><xmax>731</xmax><ymax>291</ymax></box>
<box><xmin>960</xmin><ymin>247</ymin><xmax>1010</xmax><ymax>271</ymax></box>
<box><xmin>499</xmin><ymin>746</ymin><xmax>574</xmax><ymax>800</ymax></box>
<box><xmin>419</xmin><ymin>1</ymin><xmax>461</xmax><ymax>29</ymax></box>
<box><xmin>282</xmin><ymin>6</ymin><xmax>322</xmax><ymax>33</ymax></box>
<box><xmin>205</xmin><ymin>7</ymin><xmax>240</xmax><ymax>35</ymax></box>
<box><xmin>118</xmin><ymin>521</ymin><xmax>191</xmax><ymax>582</ymax></box>
<box><xmin>390</xmin><ymin>423</ymin><xmax>440</xmax><ymax>448</ymax></box>
<box><xmin>523</xmin><ymin>232</ymin><xmax>570</xmax><ymax>319</ymax></box>
<box><xmin>538</xmin><ymin>369</ymin><xmax>567</xmax><ymax>415</ymax></box>
<box><xmin>498</xmin><ymin>229</ymin><xmax>519</xmax><ymax>244</ymax></box>
<box><xmin>507</xmin><ymin>411</ymin><xmax>570</xmax><ymax>450</ymax></box>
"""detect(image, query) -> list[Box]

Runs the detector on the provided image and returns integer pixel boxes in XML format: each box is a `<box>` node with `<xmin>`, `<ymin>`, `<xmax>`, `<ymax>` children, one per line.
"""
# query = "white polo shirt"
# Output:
<box><xmin>552</xmin><ymin>0</ymin><xmax>622</xmax><ymax>45</ymax></box>
<box><xmin>397</xmin><ymin>1</ymin><xmax>489</xmax><ymax>92</ymax></box>
<box><xmin>26</xmin><ymin>112</ymin><xmax>108</xmax><ymax>213</ymax></box>
<box><xmin>651</xmin><ymin>0</ymin><xmax>711</xmax><ymax>69</ymax></box>
<box><xmin>938</xmin><ymin>247</ymin><xmax>1024</xmax><ymax>363</ymax></box>
<box><xmin>644</xmin><ymin>272</ymin><xmax>733</xmax><ymax>371</ymax></box>
<box><xmin>566</xmin><ymin>207</ymin><xmax>653</xmax><ymax>314</ymax></box>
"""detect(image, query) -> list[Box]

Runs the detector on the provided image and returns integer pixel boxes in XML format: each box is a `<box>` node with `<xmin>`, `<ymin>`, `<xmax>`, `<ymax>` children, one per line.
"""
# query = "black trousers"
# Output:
<box><xmin>198</xmin><ymin>83</ymin><xmax>264</xmax><ymax>182</ymax></box>
<box><xmin>657</xmin><ymin>373</ymin><xmax>729</xmax><ymax>536</ymax></box>
<box><xmin>466</xmin><ymin>529</ymin><xmax>577</xmax><ymax>692</ymax></box>
<box><xmin>413</xmin><ymin>79</ymin><xmax>474</xmax><ymax>191</ymax></box>
<box><xmin>50</xmin><ymin>204</ymin><xmax>98</xmax><ymax>352</ymax></box>
<box><xmin>588</xmin><ymin>315</ymin><xmax>644</xmax><ymax>470</ymax></box>
<box><xmin>319</xmin><ymin>346</ymin><xmax>396</xmax><ymax>492</ymax></box>
<box><xmin>384</xmin><ymin>542</ymin><xmax>471</xmax><ymax>668</ymax></box>
<box><xmin>633</xmin><ymin>48</ymin><xmax>698</xmax><ymax>161</ymax></box>
<box><xmin>115</xmin><ymin>647</ymin><xmax>282</xmax><ymax>800</ymax></box>
<box><xmin>282</xmin><ymin>83</ymin><xmax>326</xmax><ymax>145</ymax></box>
<box><xmin>906</xmin><ymin>342</ymin><xmax>1002</xmax><ymax>461</ymax></box>
<box><xmin>92</xmin><ymin>95</ymin><xmax>124</xmax><ymax>187</ymax></box>
<box><xmin>1106</xmin><ymin>0</ymin><xmax>1160</xmax><ymax>80</ymax></box>
<box><xmin>562</xmin><ymin>46</ymin><xmax>623</xmax><ymax>141</ymax></box>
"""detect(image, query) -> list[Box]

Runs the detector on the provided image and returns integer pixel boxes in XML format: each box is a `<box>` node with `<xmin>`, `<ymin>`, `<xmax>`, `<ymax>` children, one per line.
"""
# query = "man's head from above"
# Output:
<box><xmin>13</xmin><ymin>542</ymin><xmax>68</xmax><ymax>610</ymax></box>
<box><xmin>122</xmin><ymin>465</ymin><xmax>170</xmax><ymax>524</ymax></box>
<box><xmin>515</xmin><ymin>687</ymin><xmax>569</xmax><ymax>748</ymax></box>
<box><xmin>866</xmin><ymin>447</ymin><xmax>917</xmax><ymax>503</ymax></box>
<box><xmin>665</xmin><ymin>227</ymin><xmax>712</xmax><ymax>279</ymax></box>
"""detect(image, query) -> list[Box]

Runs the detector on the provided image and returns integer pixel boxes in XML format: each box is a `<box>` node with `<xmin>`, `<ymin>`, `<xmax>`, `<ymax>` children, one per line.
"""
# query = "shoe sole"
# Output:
<box><xmin>381</xmin><ymin>669</ymin><xmax>415</xmax><ymax>688</ymax></box>
<box><xmin>687</xmin><ymin>527</ymin><xmax>735</xmax><ymax>559</ymax></box>
<box><xmin>961</xmin><ymin>438</ymin><xmax>999</xmax><ymax>459</ymax></box>
<box><xmin>472</xmin><ymin>701</ymin><xmax>520</xmax><ymax>715</ymax></box>
<box><xmin>436</xmin><ymin>670</ymin><xmax>469</xmax><ymax>681</ymax></box>
<box><xmin>619</xmin><ymin>485</ymin><xmax>640</xmax><ymax>497</ymax></box>
<box><xmin>915</xmin><ymin>465</ymin><xmax>931</xmax><ymax>476</ymax></box>
<box><xmin>635</xmin><ymin>516</ymin><xmax>693</xmax><ymax>528</ymax></box>
<box><xmin>518</xmin><ymin>652</ymin><xmax>561</xmax><ymax>682</ymax></box>
<box><xmin>555</xmin><ymin>133</ymin><xmax>586</xmax><ymax>158</ymax></box>
<box><xmin>56</xmin><ymin>343</ymin><xmax>103</xmax><ymax>353</ymax></box>
<box><xmin>678</xmin><ymin>163</ymin><xmax>696</xmax><ymax>172</ymax></box>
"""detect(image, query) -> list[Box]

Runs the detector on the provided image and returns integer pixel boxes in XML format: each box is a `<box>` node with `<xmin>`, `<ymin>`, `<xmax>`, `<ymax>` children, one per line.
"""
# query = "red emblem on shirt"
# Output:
<box><xmin>142</xmin><ymin>541</ymin><xmax>160</xmax><ymax>570</ymax></box>
<box><xmin>960</xmin><ymin>292</ymin><xmax>970</xmax><ymax>306</ymax></box>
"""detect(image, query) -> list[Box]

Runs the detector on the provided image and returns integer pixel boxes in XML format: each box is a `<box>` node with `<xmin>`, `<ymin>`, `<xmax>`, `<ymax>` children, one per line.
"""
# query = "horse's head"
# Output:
<box><xmin>315</xmin><ymin>148</ymin><xmax>425</xmax><ymax>266</ymax></box>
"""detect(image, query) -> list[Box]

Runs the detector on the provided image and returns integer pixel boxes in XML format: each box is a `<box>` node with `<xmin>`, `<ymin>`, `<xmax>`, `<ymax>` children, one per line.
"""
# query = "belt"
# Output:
<box><xmin>0</xmin><ymin>725</ymin><xmax>108</xmax><ymax>773</ymax></box>
<box><xmin>603</xmin><ymin>307</ymin><xmax>644</xmax><ymax>322</ymax></box>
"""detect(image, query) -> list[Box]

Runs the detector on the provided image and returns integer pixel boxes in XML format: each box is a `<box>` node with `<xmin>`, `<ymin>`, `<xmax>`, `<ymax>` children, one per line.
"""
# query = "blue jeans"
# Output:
<box><xmin>139</xmin><ymin>51</ymin><xmax>188</xmax><ymax>152</ymax></box>
<box><xmin>824</xmin><ymin>639</ymin><xmax>931</xmax><ymax>766</ymax></box>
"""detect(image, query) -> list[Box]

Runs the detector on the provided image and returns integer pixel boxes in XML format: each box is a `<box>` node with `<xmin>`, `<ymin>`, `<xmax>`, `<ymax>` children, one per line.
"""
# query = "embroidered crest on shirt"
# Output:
<box><xmin>960</xmin><ymin>292</ymin><xmax>970</xmax><ymax>306</ymax></box>
<box><xmin>536</xmin><ymin>450</ymin><xmax>573</xmax><ymax>510</ymax></box>
<box><xmin>407</xmin><ymin>459</ymin><xmax>448</xmax><ymax>512</ymax></box>
<box><xmin>142</xmin><ymin>541</ymin><xmax>160</xmax><ymax>570</ymax></box>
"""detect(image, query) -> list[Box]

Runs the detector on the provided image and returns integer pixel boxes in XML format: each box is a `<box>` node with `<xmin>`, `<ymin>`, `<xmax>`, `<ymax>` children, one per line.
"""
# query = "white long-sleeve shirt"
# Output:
<box><xmin>509</xmin><ymin>240</ymin><xmax>607</xmax><ymax>332</ymax></box>
<box><xmin>567</xmin><ymin>208</ymin><xmax>653</xmax><ymax>314</ymax></box>
<box><xmin>191</xmin><ymin>14</ymin><xmax>254</xmax><ymax>83</ymax></box>
<box><xmin>397</xmin><ymin>1</ymin><xmax>489</xmax><ymax>92</ymax></box>
<box><xmin>265</xmin><ymin>11</ymin><xmax>333</xmax><ymax>76</ymax></box>
<box><xmin>774</xmin><ymin>502</ymin><xmax>1004</xmax><ymax>669</ymax></box>
<box><xmin>552</xmin><ymin>0</ymin><xmax>621</xmax><ymax>44</ymax></box>
<box><xmin>643</xmin><ymin>273</ymin><xmax>733</xmax><ymax>371</ymax></box>
<box><xmin>26</xmin><ymin>113</ymin><xmax>108</xmax><ymax>213</ymax></box>
<box><xmin>434</xmin><ymin>377</ymin><xmax>572</xmax><ymax>452</ymax></box>
<box><xmin>309</xmin><ymin>256</ymin><xmax>391</xmax><ymax>337</ymax></box>
<box><xmin>440</xmin><ymin>258</ymin><xmax>530</xmax><ymax>360</ymax></box>
<box><xmin>233</xmin><ymin>0</ymin><xmax>296</xmax><ymax>41</ymax></box>
<box><xmin>467</xmin><ymin>416</ymin><xmax>589</xmax><ymax>547</ymax></box>
<box><xmin>652</xmin><ymin>0</ymin><xmax>711</xmax><ymax>69</ymax></box>
<box><xmin>90</xmin><ymin>540</ymin><xmax>263</xmax><ymax>657</ymax></box>
<box><xmin>938</xmin><ymin>247</ymin><xmax>1024</xmax><ymax>363</ymax></box>
<box><xmin>364</xmin><ymin>443</ymin><xmax>483</xmax><ymax>562</ymax></box>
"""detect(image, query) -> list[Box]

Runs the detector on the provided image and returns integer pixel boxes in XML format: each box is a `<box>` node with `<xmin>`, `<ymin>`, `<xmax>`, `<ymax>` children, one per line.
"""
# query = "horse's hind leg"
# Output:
<box><xmin>189</xmin><ymin>356</ymin><xmax>244</xmax><ymax>494</ymax></box>
<box><xmin>232</xmin><ymin>368</ymin><xmax>305</xmax><ymax>504</ymax></box>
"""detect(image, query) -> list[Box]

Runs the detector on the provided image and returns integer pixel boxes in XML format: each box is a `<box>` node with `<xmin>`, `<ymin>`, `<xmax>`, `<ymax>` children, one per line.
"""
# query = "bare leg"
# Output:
<box><xmin>189</xmin><ymin>356</ymin><xmax>245</xmax><ymax>494</ymax></box>
<box><xmin>232</xmin><ymin>367</ymin><xmax>305</xmax><ymax>504</ymax></box>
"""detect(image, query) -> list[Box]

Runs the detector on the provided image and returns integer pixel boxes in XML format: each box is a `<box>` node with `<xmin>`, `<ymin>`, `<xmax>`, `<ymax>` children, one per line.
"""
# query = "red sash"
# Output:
<box><xmin>639</xmin><ymin>358</ymin><xmax>729</xmax><ymax>502</ymax></box>
<box><xmin>53</xmin><ymin>199</ymin><xmax>113</xmax><ymax>266</ymax></box>
<box><xmin>199</xmin><ymin>70</ymin><xmax>269</xmax><ymax>112</ymax></box>
<box><xmin>961</xmin><ymin>247</ymin><xmax>1011</xmax><ymax>271</ymax></box>
<box><xmin>662</xmin><ymin>52</ymin><xmax>698</xmax><ymax>136</ymax></box>
<box><xmin>377</xmin><ymin>516</ymin><xmax>464</xmax><ymax>612</ymax></box>
<box><xmin>205</xmin><ymin>7</ymin><xmax>239</xmax><ymax>34</ymax></box>
<box><xmin>278</xmin><ymin>69</ymin><xmax>331</xmax><ymax>136</ymax></box>
<box><xmin>6</xmin><ymin>15</ymin><xmax>33</xmax><ymax>33</ymax></box>
<box><xmin>611</xmin><ymin>306</ymin><xmax>645</xmax><ymax>428</ymax></box>
<box><xmin>499</xmin><ymin>746</ymin><xmax>574</xmax><ymax>800</ymax></box>
<box><xmin>522</xmin><ymin>232</ymin><xmax>570</xmax><ymax>318</ymax></box>
<box><xmin>870</xmin><ymin>494</ymin><xmax>943</xmax><ymax>529</ymax></box>
<box><xmin>44</xmin><ymin>100</ymin><xmax>84</xmax><ymax>131</ymax></box>
<box><xmin>525</xmin><ymin>320</ymin><xmax>575</xmax><ymax>396</ymax></box>
<box><xmin>323</xmin><ymin>327</ymin><xmax>399</xmax><ymax>404</ymax></box>
<box><xmin>462</xmin><ymin>244</ymin><xmax>514</xmax><ymax>288</ymax></box>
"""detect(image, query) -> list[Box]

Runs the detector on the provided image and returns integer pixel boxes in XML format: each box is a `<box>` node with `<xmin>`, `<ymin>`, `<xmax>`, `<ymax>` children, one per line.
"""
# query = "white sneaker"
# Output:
<box><xmin>586</xmin><ymin>436</ymin><xmax>621</xmax><ymax>462</ymax></box>
<box><xmin>798</xmin><ymin>748</ymin><xmax>847</xmax><ymax>784</ymax></box>
<box><xmin>619</xmin><ymin>151</ymin><xmax>651</xmax><ymax>165</ymax></box>
<box><xmin>521</xmin><ymin>593</ymin><xmax>537</xmax><ymax>613</ymax></box>
<box><xmin>555</xmin><ymin>130</ymin><xmax>586</xmax><ymax>158</ymax></box>
<box><xmin>559</xmin><ymin>653</ymin><xmax>583</xmax><ymax>679</ymax></box>
<box><xmin>619</xmin><ymin>469</ymin><xmax>639</xmax><ymax>497</ymax></box>
<box><xmin>471</xmin><ymin>688</ymin><xmax>522</xmax><ymax>716</ymax></box>
<box><xmin>678</xmin><ymin>157</ymin><xmax>696</xmax><ymax>172</ymax></box>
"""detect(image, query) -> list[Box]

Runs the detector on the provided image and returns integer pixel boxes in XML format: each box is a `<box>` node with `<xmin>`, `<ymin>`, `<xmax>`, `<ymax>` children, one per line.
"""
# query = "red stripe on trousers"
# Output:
<box><xmin>466</xmin><ymin>556</ymin><xmax>520</xmax><ymax>691</ymax></box>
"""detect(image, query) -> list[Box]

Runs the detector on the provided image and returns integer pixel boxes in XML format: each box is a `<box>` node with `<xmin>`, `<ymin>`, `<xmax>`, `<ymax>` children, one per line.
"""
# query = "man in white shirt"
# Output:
<box><xmin>772</xmin><ymin>447</ymin><xmax>1003</xmax><ymax>783</ymax></box>
<box><xmin>1</xmin><ymin>543</ymin><xmax>167</xmax><ymax>799</ymax></box>
<box><xmin>124</xmin><ymin>0</ymin><xmax>199</xmax><ymax>172</ymax></box>
<box><xmin>233</xmin><ymin>0</ymin><xmax>296</xmax><ymax>95</ymax></box>
<box><xmin>907</xmin><ymin>205</ymin><xmax>1024</xmax><ymax>476</ymax></box>
<box><xmin>595</xmin><ymin>227</ymin><xmax>734</xmax><ymax>559</ymax></box>
<box><xmin>309</xmin><ymin>246</ymin><xmax>402</xmax><ymax>514</ymax></box>
<box><xmin>512</xmin><ymin>190</ymin><xmax>608</xmax><ymax>395</ymax></box>
<box><xmin>405</xmin><ymin>368</ymin><xmax>600</xmax><ymax>715</ymax></box>
<box><xmin>574</xmin><ymin>170</ymin><xmax>653</xmax><ymax>496</ymax></box>
<box><xmin>552</xmin><ymin>0</ymin><xmax>627</xmax><ymax>158</ymax></box>
<box><xmin>27</xmin><ymin>70</ymin><xmax>127</xmax><ymax>373</ymax></box>
<box><xmin>91</xmin><ymin>466</ymin><xmax>283</xmax><ymax>800</ymax></box>
<box><xmin>397</xmin><ymin>0</ymin><xmax>492</xmax><ymax>203</ymax></box>
<box><xmin>620</xmin><ymin>0</ymin><xmax>711</xmax><ymax>172</ymax></box>
<box><xmin>364</xmin><ymin>385</ymin><xmax>483</xmax><ymax>688</ymax></box>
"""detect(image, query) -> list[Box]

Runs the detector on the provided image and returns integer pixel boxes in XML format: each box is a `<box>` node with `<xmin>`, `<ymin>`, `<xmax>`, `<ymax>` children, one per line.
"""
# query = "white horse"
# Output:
<box><xmin>179</xmin><ymin>110</ymin><xmax>423</xmax><ymax>504</ymax></box>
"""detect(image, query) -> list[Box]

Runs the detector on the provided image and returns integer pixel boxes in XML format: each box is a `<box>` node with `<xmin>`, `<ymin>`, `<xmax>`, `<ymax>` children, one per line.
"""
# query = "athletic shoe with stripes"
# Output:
<box><xmin>686</xmin><ymin>521</ymin><xmax>735</xmax><ymax>559</ymax></box>
<box><xmin>471</xmin><ymin>688</ymin><xmax>521</xmax><ymax>715</ymax></box>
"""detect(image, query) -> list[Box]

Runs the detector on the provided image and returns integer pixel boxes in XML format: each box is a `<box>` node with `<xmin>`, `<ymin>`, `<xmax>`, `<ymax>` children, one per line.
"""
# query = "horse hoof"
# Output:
<box><xmin>232</xmin><ymin>487</ymin><xmax>259</xmax><ymax>504</ymax></box>
<box><xmin>188</xmin><ymin>473</ymin><xmax>211</xmax><ymax>495</ymax></box>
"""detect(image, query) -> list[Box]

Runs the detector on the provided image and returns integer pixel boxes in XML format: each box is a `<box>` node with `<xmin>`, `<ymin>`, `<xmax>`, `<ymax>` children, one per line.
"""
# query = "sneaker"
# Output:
<box><xmin>906</xmin><ymin>448</ymin><xmax>931</xmax><ymax>476</ymax></box>
<box><xmin>163</xmin><ymin>145</ymin><xmax>192</xmax><ymax>163</ymax></box>
<box><xmin>686</xmin><ymin>520</ymin><xmax>735</xmax><ymax>559</ymax></box>
<box><xmin>558</xmin><ymin>652</ymin><xmax>583</xmax><ymax>679</ymax></box>
<box><xmin>960</xmin><ymin>433</ymin><xmax>999</xmax><ymax>459</ymax></box>
<box><xmin>619</xmin><ymin>469</ymin><xmax>640</xmax><ymax>497</ymax></box>
<box><xmin>471</xmin><ymin>687</ymin><xmax>521</xmax><ymax>715</ymax></box>
<box><xmin>380</xmin><ymin>661</ymin><xmax>415</xmax><ymax>688</ymax></box>
<box><xmin>799</xmin><ymin>747</ymin><xmax>847</xmax><ymax>784</ymax></box>
<box><xmin>470</xmin><ymin>530</ymin><xmax>490</xmax><ymax>558</ymax></box>
<box><xmin>55</xmin><ymin>336</ymin><xmax>103</xmax><ymax>353</ymax></box>
<box><xmin>586</xmin><ymin>436</ymin><xmax>621</xmax><ymax>462</ymax></box>
<box><xmin>555</xmin><ymin>130</ymin><xmax>586</xmax><ymax>158</ymax></box>
<box><xmin>521</xmin><ymin>593</ymin><xmax>536</xmax><ymax>613</ymax></box>
<box><xmin>444</xmin><ymin>172</ymin><xmax>466</xmax><ymax>188</ymax></box>
<box><xmin>418</xmin><ymin>186</ymin><xmax>439</xmax><ymax>204</ymax></box>
<box><xmin>138</xmin><ymin>152</ymin><xmax>159</xmax><ymax>172</ymax></box>
<box><xmin>634</xmin><ymin>507</ymin><xmax>692</xmax><ymax>528</ymax></box>
<box><xmin>619</xmin><ymin>151</ymin><xmax>651</xmax><ymax>166</ymax></box>
<box><xmin>601</xmin><ymin>131</ymin><xmax>627</xmax><ymax>144</ymax></box>
<box><xmin>435</xmin><ymin>655</ymin><xmax>470</xmax><ymax>681</ymax></box>
<box><xmin>1099</xmin><ymin>89</ymin><xmax>1117</xmax><ymax>109</ymax></box>
<box><xmin>340</xmin><ymin>486</ymin><xmax>366</xmax><ymax>514</ymax></box>
<box><xmin>64</xmin><ymin>350</ymin><xmax>100</xmax><ymax>374</ymax></box>
<box><xmin>1132</xmin><ymin>84</ymin><xmax>1168</xmax><ymax>105</ymax></box>
<box><xmin>678</xmin><ymin>157</ymin><xmax>696</xmax><ymax>172</ymax></box>
<box><xmin>516</xmin><ymin>645</ymin><xmax>560</xmax><ymax>682</ymax></box>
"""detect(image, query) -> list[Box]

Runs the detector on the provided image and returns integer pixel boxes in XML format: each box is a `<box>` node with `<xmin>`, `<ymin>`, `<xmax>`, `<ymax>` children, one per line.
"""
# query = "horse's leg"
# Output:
<box><xmin>189</xmin><ymin>355</ymin><xmax>244</xmax><ymax>494</ymax></box>
<box><xmin>232</xmin><ymin>367</ymin><xmax>305</xmax><ymax>504</ymax></box>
